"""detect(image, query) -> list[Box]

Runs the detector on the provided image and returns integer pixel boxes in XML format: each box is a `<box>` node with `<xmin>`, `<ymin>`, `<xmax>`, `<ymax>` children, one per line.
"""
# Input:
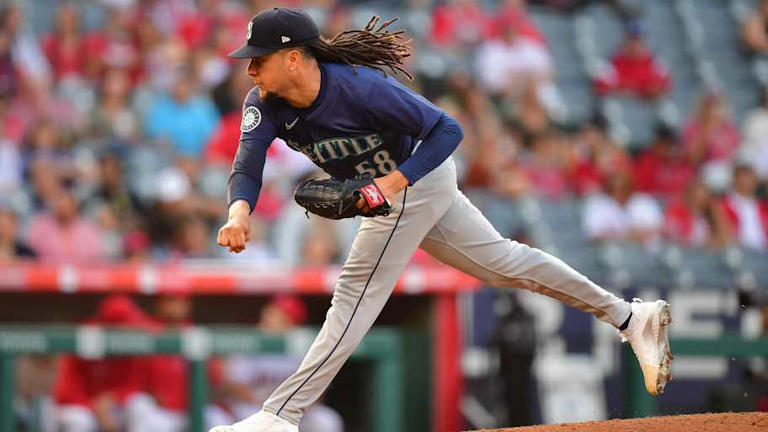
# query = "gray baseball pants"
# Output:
<box><xmin>262</xmin><ymin>157</ymin><xmax>631</xmax><ymax>424</ymax></box>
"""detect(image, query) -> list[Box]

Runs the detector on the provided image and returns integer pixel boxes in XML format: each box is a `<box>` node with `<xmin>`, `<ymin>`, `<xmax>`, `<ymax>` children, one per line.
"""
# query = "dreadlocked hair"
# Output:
<box><xmin>304</xmin><ymin>16</ymin><xmax>413</xmax><ymax>80</ymax></box>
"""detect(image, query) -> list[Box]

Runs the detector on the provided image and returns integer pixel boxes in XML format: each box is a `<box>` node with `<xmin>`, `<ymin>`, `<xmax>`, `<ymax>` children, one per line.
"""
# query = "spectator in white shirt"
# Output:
<box><xmin>722</xmin><ymin>165</ymin><xmax>768</xmax><ymax>251</ymax></box>
<box><xmin>0</xmin><ymin>4</ymin><xmax>52</xmax><ymax>91</ymax></box>
<box><xmin>0</xmin><ymin>135</ymin><xmax>21</xmax><ymax>195</ymax></box>
<box><xmin>741</xmin><ymin>87</ymin><xmax>768</xmax><ymax>180</ymax></box>
<box><xmin>582</xmin><ymin>171</ymin><xmax>663</xmax><ymax>246</ymax></box>
<box><xmin>475</xmin><ymin>23</ymin><xmax>553</xmax><ymax>99</ymax></box>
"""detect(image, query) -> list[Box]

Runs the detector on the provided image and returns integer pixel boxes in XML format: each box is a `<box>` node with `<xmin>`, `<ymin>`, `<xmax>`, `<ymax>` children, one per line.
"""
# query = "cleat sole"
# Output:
<box><xmin>655</xmin><ymin>302</ymin><xmax>673</xmax><ymax>395</ymax></box>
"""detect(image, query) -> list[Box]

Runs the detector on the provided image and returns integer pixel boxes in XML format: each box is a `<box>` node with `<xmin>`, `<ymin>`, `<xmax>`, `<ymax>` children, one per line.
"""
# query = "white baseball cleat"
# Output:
<box><xmin>619</xmin><ymin>298</ymin><xmax>674</xmax><ymax>395</ymax></box>
<box><xmin>208</xmin><ymin>411</ymin><xmax>298</xmax><ymax>432</ymax></box>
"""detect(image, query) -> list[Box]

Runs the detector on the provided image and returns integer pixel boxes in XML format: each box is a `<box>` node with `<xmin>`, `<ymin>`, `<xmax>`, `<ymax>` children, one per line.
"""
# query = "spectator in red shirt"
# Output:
<box><xmin>204</xmin><ymin>110</ymin><xmax>243</xmax><ymax>164</ymax></box>
<box><xmin>135</xmin><ymin>0</ymin><xmax>195</xmax><ymax>38</ymax></box>
<box><xmin>54</xmin><ymin>295</ymin><xmax>152</xmax><ymax>432</ymax></box>
<box><xmin>96</xmin><ymin>8</ymin><xmax>141</xmax><ymax>84</ymax></box>
<box><xmin>722</xmin><ymin>164</ymin><xmax>768</xmax><ymax>251</ymax></box>
<box><xmin>521</xmin><ymin>130</ymin><xmax>571</xmax><ymax>200</ymax></box>
<box><xmin>41</xmin><ymin>3</ymin><xmax>105</xmax><ymax>83</ymax></box>
<box><xmin>571</xmin><ymin>117</ymin><xmax>632</xmax><ymax>196</ymax></box>
<box><xmin>134</xmin><ymin>292</ymin><xmax>193</xmax><ymax>432</ymax></box>
<box><xmin>208</xmin><ymin>7</ymin><xmax>251</xmax><ymax>61</ymax></box>
<box><xmin>633</xmin><ymin>125</ymin><xmax>694</xmax><ymax>200</ymax></box>
<box><xmin>138</xmin><ymin>291</ymin><xmax>226</xmax><ymax>431</ymax></box>
<box><xmin>431</xmin><ymin>0</ymin><xmax>492</xmax><ymax>49</ymax></box>
<box><xmin>683</xmin><ymin>92</ymin><xmax>741</xmax><ymax>166</ymax></box>
<box><xmin>594</xmin><ymin>21</ymin><xmax>671</xmax><ymax>99</ymax></box>
<box><xmin>206</xmin><ymin>67</ymin><xmax>256</xmax><ymax>163</ymax></box>
<box><xmin>492</xmin><ymin>0</ymin><xmax>547</xmax><ymax>46</ymax></box>
<box><xmin>0</xmin><ymin>93</ymin><xmax>26</xmax><ymax>144</ymax></box>
<box><xmin>175</xmin><ymin>8</ymin><xmax>213</xmax><ymax>50</ymax></box>
<box><xmin>664</xmin><ymin>180</ymin><xmax>731</xmax><ymax>248</ymax></box>
<box><xmin>206</xmin><ymin>121</ymin><xmax>306</xmax><ymax>223</ymax></box>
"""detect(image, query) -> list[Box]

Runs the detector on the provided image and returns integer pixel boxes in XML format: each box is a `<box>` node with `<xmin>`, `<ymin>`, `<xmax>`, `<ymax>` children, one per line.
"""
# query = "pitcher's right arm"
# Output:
<box><xmin>218</xmin><ymin>90</ymin><xmax>276</xmax><ymax>253</ymax></box>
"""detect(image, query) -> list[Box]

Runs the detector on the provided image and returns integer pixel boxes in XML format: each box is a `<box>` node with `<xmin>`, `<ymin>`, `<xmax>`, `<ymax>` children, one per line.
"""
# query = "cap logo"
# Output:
<box><xmin>246</xmin><ymin>21</ymin><xmax>253</xmax><ymax>40</ymax></box>
<box><xmin>281</xmin><ymin>36</ymin><xmax>291</xmax><ymax>43</ymax></box>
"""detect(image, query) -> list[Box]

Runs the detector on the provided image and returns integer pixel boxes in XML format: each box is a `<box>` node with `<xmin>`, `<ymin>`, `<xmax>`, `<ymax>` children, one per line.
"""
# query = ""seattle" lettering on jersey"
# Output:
<box><xmin>286</xmin><ymin>134</ymin><xmax>384</xmax><ymax>164</ymax></box>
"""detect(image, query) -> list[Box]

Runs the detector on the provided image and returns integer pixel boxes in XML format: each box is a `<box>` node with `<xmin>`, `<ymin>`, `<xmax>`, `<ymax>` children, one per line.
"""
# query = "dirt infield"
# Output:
<box><xmin>467</xmin><ymin>412</ymin><xmax>768</xmax><ymax>432</ymax></box>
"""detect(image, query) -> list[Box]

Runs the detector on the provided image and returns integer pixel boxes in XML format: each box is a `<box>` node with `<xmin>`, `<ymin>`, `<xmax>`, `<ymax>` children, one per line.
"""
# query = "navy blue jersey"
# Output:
<box><xmin>228</xmin><ymin>62</ymin><xmax>462</xmax><ymax>211</ymax></box>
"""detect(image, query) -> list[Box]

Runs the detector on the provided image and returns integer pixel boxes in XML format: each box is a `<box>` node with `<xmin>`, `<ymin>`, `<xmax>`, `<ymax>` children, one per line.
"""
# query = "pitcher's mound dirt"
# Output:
<box><xmin>467</xmin><ymin>412</ymin><xmax>768</xmax><ymax>432</ymax></box>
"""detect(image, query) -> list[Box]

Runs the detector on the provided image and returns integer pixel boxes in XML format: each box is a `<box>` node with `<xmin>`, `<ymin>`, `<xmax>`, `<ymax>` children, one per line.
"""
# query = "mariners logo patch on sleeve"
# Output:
<box><xmin>241</xmin><ymin>106</ymin><xmax>261</xmax><ymax>132</ymax></box>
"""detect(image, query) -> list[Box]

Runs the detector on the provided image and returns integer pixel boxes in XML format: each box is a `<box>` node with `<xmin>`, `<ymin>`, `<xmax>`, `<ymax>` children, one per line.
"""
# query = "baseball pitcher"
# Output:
<box><xmin>214</xmin><ymin>8</ymin><xmax>673</xmax><ymax>432</ymax></box>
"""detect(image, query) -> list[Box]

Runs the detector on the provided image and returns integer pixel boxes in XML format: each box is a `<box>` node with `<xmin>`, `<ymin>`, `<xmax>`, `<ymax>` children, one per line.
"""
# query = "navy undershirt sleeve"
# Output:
<box><xmin>227</xmin><ymin>145</ymin><xmax>268</xmax><ymax>213</ymax></box>
<box><xmin>227</xmin><ymin>92</ymin><xmax>277</xmax><ymax>213</ymax></box>
<box><xmin>397</xmin><ymin>112</ymin><xmax>463</xmax><ymax>185</ymax></box>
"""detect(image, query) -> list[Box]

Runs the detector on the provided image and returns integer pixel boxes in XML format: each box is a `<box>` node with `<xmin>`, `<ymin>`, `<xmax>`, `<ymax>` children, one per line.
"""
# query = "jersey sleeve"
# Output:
<box><xmin>365</xmin><ymin>76</ymin><xmax>443</xmax><ymax>139</ymax></box>
<box><xmin>227</xmin><ymin>89</ymin><xmax>277</xmax><ymax>213</ymax></box>
<box><xmin>366</xmin><ymin>76</ymin><xmax>461</xmax><ymax>184</ymax></box>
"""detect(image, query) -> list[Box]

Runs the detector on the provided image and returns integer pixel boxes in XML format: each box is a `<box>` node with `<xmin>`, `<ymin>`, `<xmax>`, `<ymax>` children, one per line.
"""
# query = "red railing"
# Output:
<box><xmin>0</xmin><ymin>261</ymin><xmax>480</xmax><ymax>294</ymax></box>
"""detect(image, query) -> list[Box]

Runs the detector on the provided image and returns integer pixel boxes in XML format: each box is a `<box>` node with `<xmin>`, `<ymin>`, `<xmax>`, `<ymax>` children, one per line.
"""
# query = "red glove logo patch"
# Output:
<box><xmin>360</xmin><ymin>183</ymin><xmax>386</xmax><ymax>208</ymax></box>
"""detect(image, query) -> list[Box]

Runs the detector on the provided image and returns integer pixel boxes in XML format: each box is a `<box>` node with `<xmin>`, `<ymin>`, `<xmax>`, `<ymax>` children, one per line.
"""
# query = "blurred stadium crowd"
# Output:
<box><xmin>1</xmin><ymin>0</ymin><xmax>768</xmax><ymax>430</ymax></box>
<box><xmin>0</xmin><ymin>0</ymin><xmax>767</xmax><ymax>267</ymax></box>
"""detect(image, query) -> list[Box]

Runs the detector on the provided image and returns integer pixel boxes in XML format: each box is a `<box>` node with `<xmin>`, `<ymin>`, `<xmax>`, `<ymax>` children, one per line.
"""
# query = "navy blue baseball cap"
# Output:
<box><xmin>228</xmin><ymin>8</ymin><xmax>320</xmax><ymax>59</ymax></box>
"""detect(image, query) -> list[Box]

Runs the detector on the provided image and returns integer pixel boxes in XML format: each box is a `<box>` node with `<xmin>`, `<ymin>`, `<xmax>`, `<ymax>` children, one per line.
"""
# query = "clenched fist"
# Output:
<box><xmin>217</xmin><ymin>200</ymin><xmax>251</xmax><ymax>253</ymax></box>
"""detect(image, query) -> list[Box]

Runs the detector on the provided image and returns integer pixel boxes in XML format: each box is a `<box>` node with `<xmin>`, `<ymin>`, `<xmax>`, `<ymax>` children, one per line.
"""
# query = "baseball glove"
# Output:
<box><xmin>294</xmin><ymin>176</ymin><xmax>392</xmax><ymax>220</ymax></box>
